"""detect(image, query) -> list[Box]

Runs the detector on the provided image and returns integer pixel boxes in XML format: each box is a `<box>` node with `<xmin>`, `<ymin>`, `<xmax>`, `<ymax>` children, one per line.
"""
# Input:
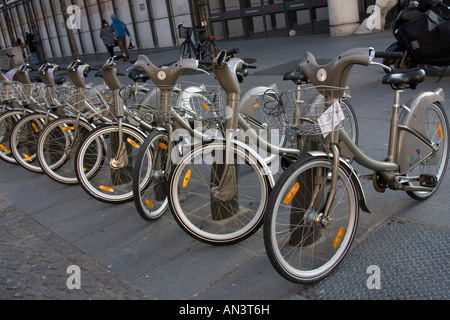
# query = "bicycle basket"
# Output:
<box><xmin>176</xmin><ymin>85</ymin><xmax>225</xmax><ymax>125</ymax></box>
<box><xmin>73</xmin><ymin>89</ymin><xmax>112</xmax><ymax>120</ymax></box>
<box><xmin>130</xmin><ymin>86</ymin><xmax>175</xmax><ymax>124</ymax></box>
<box><xmin>252</xmin><ymin>86</ymin><xmax>348</xmax><ymax>138</ymax></box>
<box><xmin>178</xmin><ymin>25</ymin><xmax>192</xmax><ymax>38</ymax></box>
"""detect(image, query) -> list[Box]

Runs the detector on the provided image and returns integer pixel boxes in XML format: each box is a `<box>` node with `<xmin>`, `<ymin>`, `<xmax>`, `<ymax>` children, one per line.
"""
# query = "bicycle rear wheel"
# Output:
<box><xmin>405</xmin><ymin>102</ymin><xmax>449</xmax><ymax>200</ymax></box>
<box><xmin>263</xmin><ymin>154</ymin><xmax>359</xmax><ymax>283</ymax></box>
<box><xmin>169</xmin><ymin>140</ymin><xmax>270</xmax><ymax>245</ymax></box>
<box><xmin>75</xmin><ymin>124</ymin><xmax>147</xmax><ymax>203</ymax></box>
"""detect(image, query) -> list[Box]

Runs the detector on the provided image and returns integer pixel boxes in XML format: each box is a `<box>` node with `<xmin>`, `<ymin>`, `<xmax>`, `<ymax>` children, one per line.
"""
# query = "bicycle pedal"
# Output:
<box><xmin>419</xmin><ymin>174</ymin><xmax>437</xmax><ymax>188</ymax></box>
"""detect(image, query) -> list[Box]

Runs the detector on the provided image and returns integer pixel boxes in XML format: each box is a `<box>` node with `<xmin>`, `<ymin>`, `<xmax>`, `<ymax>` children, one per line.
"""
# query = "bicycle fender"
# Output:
<box><xmin>94</xmin><ymin>122</ymin><xmax>148</xmax><ymax>138</ymax></box>
<box><xmin>308</xmin><ymin>150</ymin><xmax>371</xmax><ymax>213</ymax></box>
<box><xmin>397</xmin><ymin>88</ymin><xmax>445</xmax><ymax>173</ymax></box>
<box><xmin>227</xmin><ymin>137</ymin><xmax>276</xmax><ymax>189</ymax></box>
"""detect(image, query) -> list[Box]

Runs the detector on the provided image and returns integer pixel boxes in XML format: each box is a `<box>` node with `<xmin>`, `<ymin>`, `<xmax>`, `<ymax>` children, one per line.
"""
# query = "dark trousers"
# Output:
<box><xmin>106</xmin><ymin>45</ymin><xmax>114</xmax><ymax>57</ymax></box>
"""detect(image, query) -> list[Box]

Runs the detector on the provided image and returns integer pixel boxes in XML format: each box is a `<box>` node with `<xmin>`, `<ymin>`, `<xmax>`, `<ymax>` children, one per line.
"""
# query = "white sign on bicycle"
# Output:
<box><xmin>317</xmin><ymin>100</ymin><xmax>345</xmax><ymax>137</ymax></box>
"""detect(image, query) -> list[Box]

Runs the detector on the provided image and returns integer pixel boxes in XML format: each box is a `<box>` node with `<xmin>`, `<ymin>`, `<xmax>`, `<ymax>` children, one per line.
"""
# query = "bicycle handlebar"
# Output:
<box><xmin>129</xmin><ymin>55</ymin><xmax>201</xmax><ymax>87</ymax></box>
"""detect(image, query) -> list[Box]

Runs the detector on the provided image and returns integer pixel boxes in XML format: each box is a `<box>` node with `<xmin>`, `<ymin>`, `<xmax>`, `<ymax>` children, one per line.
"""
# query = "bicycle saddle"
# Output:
<box><xmin>128</xmin><ymin>69</ymin><xmax>150</xmax><ymax>83</ymax></box>
<box><xmin>283</xmin><ymin>71</ymin><xmax>308</xmax><ymax>84</ymax></box>
<box><xmin>382</xmin><ymin>68</ymin><xmax>425</xmax><ymax>89</ymax></box>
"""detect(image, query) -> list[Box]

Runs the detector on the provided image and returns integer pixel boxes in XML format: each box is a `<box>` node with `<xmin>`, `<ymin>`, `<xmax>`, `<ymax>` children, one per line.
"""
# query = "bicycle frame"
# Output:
<box><xmin>338</xmin><ymin>87</ymin><xmax>445</xmax><ymax>184</ymax></box>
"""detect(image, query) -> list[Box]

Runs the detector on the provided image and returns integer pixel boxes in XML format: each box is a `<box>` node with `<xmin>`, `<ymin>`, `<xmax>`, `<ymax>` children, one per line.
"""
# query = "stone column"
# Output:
<box><xmin>328</xmin><ymin>0</ymin><xmax>360</xmax><ymax>37</ymax></box>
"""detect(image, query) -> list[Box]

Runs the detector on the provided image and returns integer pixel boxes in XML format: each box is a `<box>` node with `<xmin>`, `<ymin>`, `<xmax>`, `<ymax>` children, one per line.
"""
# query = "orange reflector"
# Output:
<box><xmin>283</xmin><ymin>182</ymin><xmax>299</xmax><ymax>205</ymax></box>
<box><xmin>158</xmin><ymin>142</ymin><xmax>168</xmax><ymax>150</ymax></box>
<box><xmin>182</xmin><ymin>169</ymin><xmax>192</xmax><ymax>188</ymax></box>
<box><xmin>127</xmin><ymin>138</ymin><xmax>140</xmax><ymax>149</ymax></box>
<box><xmin>62</xmin><ymin>126</ymin><xmax>75</xmax><ymax>131</ymax></box>
<box><xmin>145</xmin><ymin>200</ymin><xmax>154</xmax><ymax>208</ymax></box>
<box><xmin>253</xmin><ymin>103</ymin><xmax>260</xmax><ymax>110</ymax></box>
<box><xmin>201</xmin><ymin>101</ymin><xmax>210</xmax><ymax>111</ymax></box>
<box><xmin>31</xmin><ymin>123</ymin><xmax>39</xmax><ymax>133</ymax></box>
<box><xmin>99</xmin><ymin>185</ymin><xmax>114</xmax><ymax>193</ymax></box>
<box><xmin>0</xmin><ymin>144</ymin><xmax>8</xmax><ymax>153</ymax></box>
<box><xmin>22</xmin><ymin>153</ymin><xmax>32</xmax><ymax>162</ymax></box>
<box><xmin>437</xmin><ymin>123</ymin><xmax>443</xmax><ymax>140</ymax></box>
<box><xmin>333</xmin><ymin>227</ymin><xmax>345</xmax><ymax>249</ymax></box>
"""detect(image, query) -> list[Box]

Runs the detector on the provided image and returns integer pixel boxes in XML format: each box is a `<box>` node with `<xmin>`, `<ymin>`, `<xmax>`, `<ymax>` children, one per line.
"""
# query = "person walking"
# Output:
<box><xmin>100</xmin><ymin>20</ymin><xmax>115</xmax><ymax>57</ymax></box>
<box><xmin>25</xmin><ymin>32</ymin><xmax>39</xmax><ymax>67</ymax></box>
<box><xmin>110</xmin><ymin>14</ymin><xmax>131</xmax><ymax>61</ymax></box>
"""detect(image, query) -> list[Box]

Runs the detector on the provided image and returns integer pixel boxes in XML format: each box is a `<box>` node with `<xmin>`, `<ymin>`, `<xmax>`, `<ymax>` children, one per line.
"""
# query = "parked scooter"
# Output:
<box><xmin>377</xmin><ymin>0</ymin><xmax>450</xmax><ymax>74</ymax></box>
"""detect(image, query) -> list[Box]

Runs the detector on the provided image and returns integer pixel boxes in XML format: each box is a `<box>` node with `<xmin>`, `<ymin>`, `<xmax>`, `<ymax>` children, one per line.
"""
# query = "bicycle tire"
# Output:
<box><xmin>10</xmin><ymin>111</ymin><xmax>58</xmax><ymax>172</ymax></box>
<box><xmin>37</xmin><ymin>116</ymin><xmax>95</xmax><ymax>185</ymax></box>
<box><xmin>199</xmin><ymin>39</ymin><xmax>217</xmax><ymax>71</ymax></box>
<box><xmin>405</xmin><ymin>102</ymin><xmax>449</xmax><ymax>200</ymax></box>
<box><xmin>263</xmin><ymin>154</ymin><xmax>359</xmax><ymax>283</ymax></box>
<box><xmin>133</xmin><ymin>130</ymin><xmax>170</xmax><ymax>221</ymax></box>
<box><xmin>0</xmin><ymin>109</ymin><xmax>27</xmax><ymax>164</ymax></box>
<box><xmin>75</xmin><ymin>123</ymin><xmax>147</xmax><ymax>204</ymax></box>
<box><xmin>179</xmin><ymin>42</ymin><xmax>192</xmax><ymax>60</ymax></box>
<box><xmin>168</xmin><ymin>140</ymin><xmax>270</xmax><ymax>245</ymax></box>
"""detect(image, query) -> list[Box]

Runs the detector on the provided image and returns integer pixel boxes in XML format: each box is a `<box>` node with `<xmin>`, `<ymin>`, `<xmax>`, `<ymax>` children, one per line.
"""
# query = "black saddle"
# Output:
<box><xmin>382</xmin><ymin>68</ymin><xmax>426</xmax><ymax>89</ymax></box>
<box><xmin>283</xmin><ymin>71</ymin><xmax>309</xmax><ymax>84</ymax></box>
<box><xmin>128</xmin><ymin>69</ymin><xmax>150</xmax><ymax>83</ymax></box>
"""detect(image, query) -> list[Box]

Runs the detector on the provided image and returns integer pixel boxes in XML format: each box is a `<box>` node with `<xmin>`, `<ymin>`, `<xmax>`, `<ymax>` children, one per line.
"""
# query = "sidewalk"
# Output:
<box><xmin>1</xmin><ymin>31</ymin><xmax>450</xmax><ymax>303</ymax></box>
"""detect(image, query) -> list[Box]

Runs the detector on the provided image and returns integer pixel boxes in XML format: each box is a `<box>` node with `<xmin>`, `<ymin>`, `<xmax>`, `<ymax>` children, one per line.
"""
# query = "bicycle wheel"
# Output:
<box><xmin>179</xmin><ymin>42</ymin><xmax>192</xmax><ymax>60</ymax></box>
<box><xmin>264</xmin><ymin>154</ymin><xmax>359</xmax><ymax>283</ymax></box>
<box><xmin>10</xmin><ymin>112</ymin><xmax>58</xmax><ymax>172</ymax></box>
<box><xmin>37</xmin><ymin>116</ymin><xmax>95</xmax><ymax>184</ymax></box>
<box><xmin>199</xmin><ymin>39</ymin><xmax>217</xmax><ymax>71</ymax></box>
<box><xmin>169</xmin><ymin>140</ymin><xmax>270</xmax><ymax>245</ymax></box>
<box><xmin>406</xmin><ymin>102</ymin><xmax>449</xmax><ymax>200</ymax></box>
<box><xmin>75</xmin><ymin>124</ymin><xmax>147</xmax><ymax>203</ymax></box>
<box><xmin>341</xmin><ymin>99</ymin><xmax>358</xmax><ymax>146</ymax></box>
<box><xmin>133</xmin><ymin>130</ymin><xmax>169</xmax><ymax>221</ymax></box>
<box><xmin>0</xmin><ymin>109</ymin><xmax>26</xmax><ymax>164</ymax></box>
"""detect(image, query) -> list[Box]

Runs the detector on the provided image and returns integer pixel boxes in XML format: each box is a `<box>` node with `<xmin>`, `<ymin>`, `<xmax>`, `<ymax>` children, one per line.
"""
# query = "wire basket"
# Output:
<box><xmin>124</xmin><ymin>86</ymin><xmax>175</xmax><ymax>124</ymax></box>
<box><xmin>251</xmin><ymin>86</ymin><xmax>349</xmax><ymax>138</ymax></box>
<box><xmin>178</xmin><ymin>25</ymin><xmax>192</xmax><ymax>38</ymax></box>
<box><xmin>175</xmin><ymin>85</ymin><xmax>225</xmax><ymax>125</ymax></box>
<box><xmin>73</xmin><ymin>89</ymin><xmax>112</xmax><ymax>120</ymax></box>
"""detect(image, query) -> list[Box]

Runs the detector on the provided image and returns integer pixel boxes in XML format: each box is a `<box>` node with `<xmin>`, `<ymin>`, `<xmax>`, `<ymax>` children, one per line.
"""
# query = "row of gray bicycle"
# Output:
<box><xmin>0</xmin><ymin>46</ymin><xmax>448</xmax><ymax>284</ymax></box>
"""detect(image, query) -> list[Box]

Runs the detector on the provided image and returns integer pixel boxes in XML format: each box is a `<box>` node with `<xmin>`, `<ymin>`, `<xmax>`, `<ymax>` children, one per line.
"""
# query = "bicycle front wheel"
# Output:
<box><xmin>75</xmin><ymin>124</ymin><xmax>146</xmax><ymax>203</ymax></box>
<box><xmin>0</xmin><ymin>109</ymin><xmax>26</xmax><ymax>164</ymax></box>
<box><xmin>10</xmin><ymin>112</ymin><xmax>57</xmax><ymax>172</ymax></box>
<box><xmin>199</xmin><ymin>39</ymin><xmax>217</xmax><ymax>71</ymax></box>
<box><xmin>133</xmin><ymin>130</ymin><xmax>169</xmax><ymax>221</ymax></box>
<box><xmin>169</xmin><ymin>141</ymin><xmax>270</xmax><ymax>245</ymax></box>
<box><xmin>179</xmin><ymin>42</ymin><xmax>191</xmax><ymax>60</ymax></box>
<box><xmin>264</xmin><ymin>154</ymin><xmax>359</xmax><ymax>283</ymax></box>
<box><xmin>37</xmin><ymin>116</ymin><xmax>95</xmax><ymax>184</ymax></box>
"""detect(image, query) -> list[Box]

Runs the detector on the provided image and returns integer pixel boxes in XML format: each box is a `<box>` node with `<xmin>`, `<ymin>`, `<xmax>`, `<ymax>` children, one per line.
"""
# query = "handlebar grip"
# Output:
<box><xmin>374</xmin><ymin>51</ymin><xmax>403</xmax><ymax>59</ymax></box>
<box><xmin>227</xmin><ymin>48</ymin><xmax>240</xmax><ymax>57</ymax></box>
<box><xmin>243</xmin><ymin>63</ymin><xmax>257</xmax><ymax>69</ymax></box>
<box><xmin>113</xmin><ymin>53</ymin><xmax>124</xmax><ymax>61</ymax></box>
